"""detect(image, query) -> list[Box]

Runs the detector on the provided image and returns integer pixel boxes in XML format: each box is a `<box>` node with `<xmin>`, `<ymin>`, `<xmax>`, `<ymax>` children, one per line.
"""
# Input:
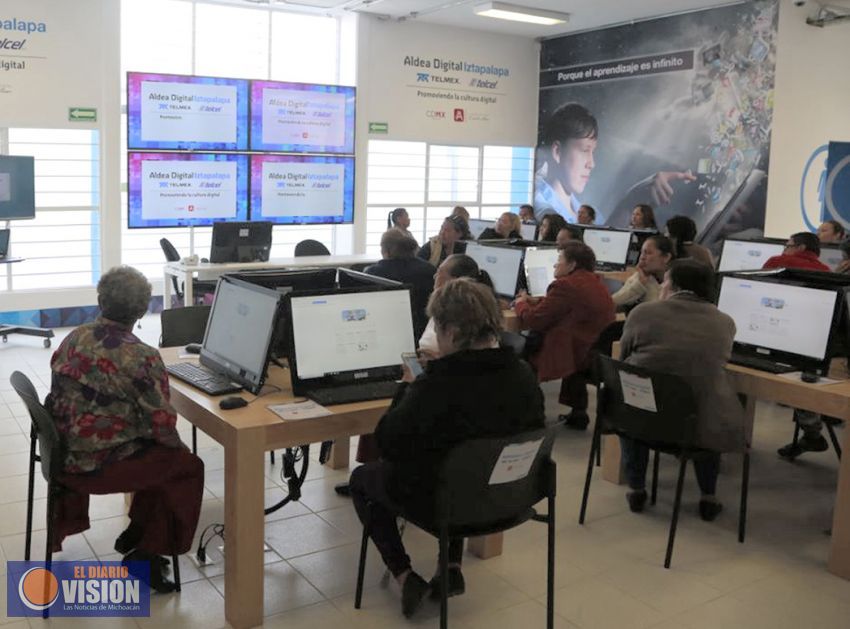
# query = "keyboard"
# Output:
<box><xmin>166</xmin><ymin>362</ymin><xmax>243</xmax><ymax>396</ymax></box>
<box><xmin>305</xmin><ymin>380</ymin><xmax>401</xmax><ymax>406</ymax></box>
<box><xmin>728</xmin><ymin>353</ymin><xmax>797</xmax><ymax>374</ymax></box>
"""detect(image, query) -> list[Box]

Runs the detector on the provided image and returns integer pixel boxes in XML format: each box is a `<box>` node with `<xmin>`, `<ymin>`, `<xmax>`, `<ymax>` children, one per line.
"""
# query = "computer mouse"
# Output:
<box><xmin>185</xmin><ymin>343</ymin><xmax>202</xmax><ymax>354</ymax></box>
<box><xmin>219</xmin><ymin>396</ymin><xmax>248</xmax><ymax>410</ymax></box>
<box><xmin>801</xmin><ymin>371</ymin><xmax>820</xmax><ymax>383</ymax></box>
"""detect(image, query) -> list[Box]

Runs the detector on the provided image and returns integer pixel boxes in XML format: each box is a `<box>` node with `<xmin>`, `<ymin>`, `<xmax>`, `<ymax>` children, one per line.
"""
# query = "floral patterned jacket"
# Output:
<box><xmin>45</xmin><ymin>317</ymin><xmax>183</xmax><ymax>473</ymax></box>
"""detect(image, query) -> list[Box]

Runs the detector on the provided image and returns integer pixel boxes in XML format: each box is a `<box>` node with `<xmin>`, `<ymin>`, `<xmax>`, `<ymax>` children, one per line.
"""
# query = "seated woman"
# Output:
<box><xmin>618</xmin><ymin>259</ymin><xmax>745</xmax><ymax>517</ymax></box>
<box><xmin>418</xmin><ymin>215</ymin><xmax>470</xmax><ymax>266</ymax></box>
<box><xmin>556</xmin><ymin>225</ymin><xmax>583</xmax><ymax>247</ymax></box>
<box><xmin>451</xmin><ymin>205</ymin><xmax>470</xmax><ymax>223</ymax></box>
<box><xmin>350</xmin><ymin>278</ymin><xmax>545</xmax><ymax>618</ymax></box>
<box><xmin>418</xmin><ymin>253</ymin><xmax>494</xmax><ymax>358</ymax></box>
<box><xmin>629</xmin><ymin>203</ymin><xmax>658</xmax><ymax>231</ymax></box>
<box><xmin>537</xmin><ymin>213</ymin><xmax>569</xmax><ymax>243</ymax></box>
<box><xmin>818</xmin><ymin>219</ymin><xmax>846</xmax><ymax>244</ymax></box>
<box><xmin>478</xmin><ymin>211</ymin><xmax>522</xmax><ymax>240</ymax></box>
<box><xmin>665</xmin><ymin>215</ymin><xmax>713</xmax><ymax>268</ymax></box>
<box><xmin>45</xmin><ymin>266</ymin><xmax>204</xmax><ymax>592</ymax></box>
<box><xmin>611</xmin><ymin>235</ymin><xmax>675</xmax><ymax>309</ymax></box>
<box><xmin>387</xmin><ymin>207</ymin><xmax>418</xmax><ymax>246</ymax></box>
<box><xmin>515</xmin><ymin>241</ymin><xmax>615</xmax><ymax>429</ymax></box>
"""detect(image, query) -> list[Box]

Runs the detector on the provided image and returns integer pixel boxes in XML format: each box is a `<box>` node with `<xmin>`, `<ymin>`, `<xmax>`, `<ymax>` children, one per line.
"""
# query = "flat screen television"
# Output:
<box><xmin>249</xmin><ymin>80</ymin><xmax>355</xmax><ymax>154</ymax></box>
<box><xmin>0</xmin><ymin>155</ymin><xmax>35</xmax><ymax>220</ymax></box>
<box><xmin>127</xmin><ymin>72</ymin><xmax>249</xmax><ymax>151</ymax></box>
<box><xmin>249</xmin><ymin>154</ymin><xmax>354</xmax><ymax>225</ymax></box>
<box><xmin>128</xmin><ymin>152</ymin><xmax>249</xmax><ymax>228</ymax></box>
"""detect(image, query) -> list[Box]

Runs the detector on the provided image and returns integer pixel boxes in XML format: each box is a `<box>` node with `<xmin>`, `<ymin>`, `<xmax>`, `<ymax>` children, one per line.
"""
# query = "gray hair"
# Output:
<box><xmin>97</xmin><ymin>265</ymin><xmax>151</xmax><ymax>325</ymax></box>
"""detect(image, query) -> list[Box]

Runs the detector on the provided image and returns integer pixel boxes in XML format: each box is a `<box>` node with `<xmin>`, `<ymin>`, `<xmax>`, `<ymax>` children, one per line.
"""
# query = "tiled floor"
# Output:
<box><xmin>2</xmin><ymin>316</ymin><xmax>850</xmax><ymax>628</ymax></box>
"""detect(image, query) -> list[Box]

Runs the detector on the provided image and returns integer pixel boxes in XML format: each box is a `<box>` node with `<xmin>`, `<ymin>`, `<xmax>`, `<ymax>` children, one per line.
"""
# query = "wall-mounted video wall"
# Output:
<box><xmin>126</xmin><ymin>72</ymin><xmax>355</xmax><ymax>228</ymax></box>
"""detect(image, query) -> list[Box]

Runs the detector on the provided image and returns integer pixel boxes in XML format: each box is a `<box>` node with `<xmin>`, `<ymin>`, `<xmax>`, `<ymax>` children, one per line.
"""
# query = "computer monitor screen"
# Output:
<box><xmin>210</xmin><ymin>221</ymin><xmax>273</xmax><ymax>263</ymax></box>
<box><xmin>289</xmin><ymin>288</ymin><xmax>415</xmax><ymax>381</ymax></box>
<box><xmin>127</xmin><ymin>152</ymin><xmax>249</xmax><ymax>228</ymax></box>
<box><xmin>820</xmin><ymin>244</ymin><xmax>843</xmax><ymax>271</ymax></box>
<box><xmin>524</xmin><ymin>247</ymin><xmax>560</xmax><ymax>297</ymax></box>
<box><xmin>583</xmin><ymin>228</ymin><xmax>631</xmax><ymax>267</ymax></box>
<box><xmin>337</xmin><ymin>268</ymin><xmax>404</xmax><ymax>289</ymax></box>
<box><xmin>717</xmin><ymin>238</ymin><xmax>784</xmax><ymax>272</ymax></box>
<box><xmin>464</xmin><ymin>241</ymin><xmax>525</xmax><ymax>297</ymax></box>
<box><xmin>0</xmin><ymin>155</ymin><xmax>35</xmax><ymax>220</ymax></box>
<box><xmin>717</xmin><ymin>275</ymin><xmax>839</xmax><ymax>363</ymax></box>
<box><xmin>126</xmin><ymin>72</ymin><xmax>249</xmax><ymax>151</ymax></box>
<box><xmin>200</xmin><ymin>277</ymin><xmax>282</xmax><ymax>394</ymax></box>
<box><xmin>520</xmin><ymin>222</ymin><xmax>537</xmax><ymax>241</ymax></box>
<box><xmin>249</xmin><ymin>154</ymin><xmax>354</xmax><ymax>225</ymax></box>
<box><xmin>250</xmin><ymin>80</ymin><xmax>356</xmax><ymax>154</ymax></box>
<box><xmin>467</xmin><ymin>218</ymin><xmax>491</xmax><ymax>240</ymax></box>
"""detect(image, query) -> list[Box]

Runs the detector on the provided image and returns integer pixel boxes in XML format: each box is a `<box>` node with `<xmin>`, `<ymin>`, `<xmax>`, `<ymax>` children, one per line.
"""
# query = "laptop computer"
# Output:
<box><xmin>582</xmin><ymin>227</ymin><xmax>632</xmax><ymax>272</ymax></box>
<box><xmin>285</xmin><ymin>286</ymin><xmax>416</xmax><ymax>405</ymax></box>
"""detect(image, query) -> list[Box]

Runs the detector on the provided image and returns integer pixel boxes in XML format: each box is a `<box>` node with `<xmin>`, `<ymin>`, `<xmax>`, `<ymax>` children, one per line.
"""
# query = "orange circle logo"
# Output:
<box><xmin>18</xmin><ymin>567</ymin><xmax>60</xmax><ymax>611</ymax></box>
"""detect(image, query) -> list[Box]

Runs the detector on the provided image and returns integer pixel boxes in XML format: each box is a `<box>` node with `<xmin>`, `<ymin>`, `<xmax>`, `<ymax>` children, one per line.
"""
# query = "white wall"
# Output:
<box><xmin>352</xmin><ymin>15</ymin><xmax>539</xmax><ymax>251</ymax></box>
<box><xmin>765</xmin><ymin>2</ymin><xmax>850</xmax><ymax>237</ymax></box>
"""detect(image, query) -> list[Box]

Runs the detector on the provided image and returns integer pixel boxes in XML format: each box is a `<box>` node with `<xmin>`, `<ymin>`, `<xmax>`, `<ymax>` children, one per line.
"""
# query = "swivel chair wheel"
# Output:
<box><xmin>2</xmin><ymin>336</ymin><xmax>7</xmax><ymax>343</ymax></box>
<box><xmin>43</xmin><ymin>339</ymin><xmax>51</xmax><ymax>348</ymax></box>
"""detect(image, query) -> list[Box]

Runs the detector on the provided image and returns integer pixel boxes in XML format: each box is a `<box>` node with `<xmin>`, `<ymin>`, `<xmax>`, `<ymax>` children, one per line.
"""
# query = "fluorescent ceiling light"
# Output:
<box><xmin>474</xmin><ymin>2</ymin><xmax>569</xmax><ymax>25</ymax></box>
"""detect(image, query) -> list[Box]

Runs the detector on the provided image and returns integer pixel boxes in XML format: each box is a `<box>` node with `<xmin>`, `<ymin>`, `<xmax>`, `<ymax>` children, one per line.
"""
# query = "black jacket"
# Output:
<box><xmin>478</xmin><ymin>228</ymin><xmax>520</xmax><ymax>241</ymax></box>
<box><xmin>375</xmin><ymin>347</ymin><xmax>545</xmax><ymax>508</ymax></box>
<box><xmin>364</xmin><ymin>257</ymin><xmax>436</xmax><ymax>342</ymax></box>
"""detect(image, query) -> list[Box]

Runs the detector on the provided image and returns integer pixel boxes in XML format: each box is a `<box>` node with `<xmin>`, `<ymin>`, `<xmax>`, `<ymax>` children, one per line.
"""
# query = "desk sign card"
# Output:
<box><xmin>489</xmin><ymin>439</ymin><xmax>543</xmax><ymax>485</ymax></box>
<box><xmin>6</xmin><ymin>561</ymin><xmax>150</xmax><ymax>617</ymax></box>
<box><xmin>619</xmin><ymin>372</ymin><xmax>658</xmax><ymax>412</ymax></box>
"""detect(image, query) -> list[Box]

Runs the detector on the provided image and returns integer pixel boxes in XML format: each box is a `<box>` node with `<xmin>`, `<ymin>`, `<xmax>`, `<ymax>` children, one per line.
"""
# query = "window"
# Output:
<box><xmin>2</xmin><ymin>129</ymin><xmax>100</xmax><ymax>291</ymax></box>
<box><xmin>119</xmin><ymin>0</ymin><xmax>347</xmax><ymax>278</ymax></box>
<box><xmin>365</xmin><ymin>140</ymin><xmax>534</xmax><ymax>257</ymax></box>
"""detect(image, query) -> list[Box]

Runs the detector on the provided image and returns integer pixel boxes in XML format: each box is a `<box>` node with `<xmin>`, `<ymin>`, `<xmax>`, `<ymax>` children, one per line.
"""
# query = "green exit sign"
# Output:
<box><xmin>368</xmin><ymin>121</ymin><xmax>388</xmax><ymax>134</ymax></box>
<box><xmin>69</xmin><ymin>107</ymin><xmax>97</xmax><ymax>122</ymax></box>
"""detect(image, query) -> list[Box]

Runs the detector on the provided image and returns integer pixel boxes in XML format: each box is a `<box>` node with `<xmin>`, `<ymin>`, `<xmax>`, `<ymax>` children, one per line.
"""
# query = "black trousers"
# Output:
<box><xmin>619</xmin><ymin>436</ymin><xmax>720</xmax><ymax>495</ymax></box>
<box><xmin>559</xmin><ymin>370</ymin><xmax>589</xmax><ymax>411</ymax></box>
<box><xmin>350</xmin><ymin>461</ymin><xmax>463</xmax><ymax>578</ymax></box>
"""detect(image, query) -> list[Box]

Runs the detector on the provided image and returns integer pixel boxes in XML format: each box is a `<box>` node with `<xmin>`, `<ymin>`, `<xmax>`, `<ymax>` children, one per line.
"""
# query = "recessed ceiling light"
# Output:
<box><xmin>474</xmin><ymin>2</ymin><xmax>570</xmax><ymax>26</ymax></box>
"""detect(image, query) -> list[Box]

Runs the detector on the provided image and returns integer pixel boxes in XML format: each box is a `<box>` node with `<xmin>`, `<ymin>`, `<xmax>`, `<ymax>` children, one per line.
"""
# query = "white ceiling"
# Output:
<box><xmin>275</xmin><ymin>0</ymin><xmax>748</xmax><ymax>38</ymax></box>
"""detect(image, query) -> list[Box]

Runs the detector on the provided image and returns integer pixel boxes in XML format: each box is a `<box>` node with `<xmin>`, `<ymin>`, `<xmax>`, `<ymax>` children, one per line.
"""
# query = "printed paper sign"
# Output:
<box><xmin>488</xmin><ymin>439</ymin><xmax>543</xmax><ymax>485</ymax></box>
<box><xmin>619</xmin><ymin>371</ymin><xmax>657</xmax><ymax>412</ymax></box>
<box><xmin>268</xmin><ymin>401</ymin><xmax>332</xmax><ymax>421</ymax></box>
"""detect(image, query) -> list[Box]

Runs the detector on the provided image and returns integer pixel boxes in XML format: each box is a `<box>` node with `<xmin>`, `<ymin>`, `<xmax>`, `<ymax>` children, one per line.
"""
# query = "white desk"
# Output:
<box><xmin>162</xmin><ymin>254</ymin><xmax>379</xmax><ymax>308</ymax></box>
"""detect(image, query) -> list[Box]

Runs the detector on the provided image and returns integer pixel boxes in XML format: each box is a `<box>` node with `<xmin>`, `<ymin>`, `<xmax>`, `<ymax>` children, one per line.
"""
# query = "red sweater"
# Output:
<box><xmin>762</xmin><ymin>250</ymin><xmax>829</xmax><ymax>272</ymax></box>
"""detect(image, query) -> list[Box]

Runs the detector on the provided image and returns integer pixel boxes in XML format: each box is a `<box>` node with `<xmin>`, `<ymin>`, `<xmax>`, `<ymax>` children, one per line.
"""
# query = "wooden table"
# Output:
<box><xmin>163</xmin><ymin>348</ymin><xmax>500</xmax><ymax>628</ymax></box>
<box><xmin>598</xmin><ymin>355</ymin><xmax>850</xmax><ymax>580</ymax></box>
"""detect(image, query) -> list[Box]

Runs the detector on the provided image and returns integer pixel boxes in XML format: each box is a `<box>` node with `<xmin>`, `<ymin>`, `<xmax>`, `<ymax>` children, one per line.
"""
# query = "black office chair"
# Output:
<box><xmin>11</xmin><ymin>371</ymin><xmax>181</xmax><ymax>617</ymax></box>
<box><xmin>354</xmin><ymin>425</ymin><xmax>559</xmax><ymax>629</ymax></box>
<box><xmin>159</xmin><ymin>238</ymin><xmax>217</xmax><ymax>306</ymax></box>
<box><xmin>498</xmin><ymin>330</ymin><xmax>526</xmax><ymax>356</ymax></box>
<box><xmin>294</xmin><ymin>239</ymin><xmax>331</xmax><ymax>256</ymax></box>
<box><xmin>578</xmin><ymin>356</ymin><xmax>750</xmax><ymax>569</ymax></box>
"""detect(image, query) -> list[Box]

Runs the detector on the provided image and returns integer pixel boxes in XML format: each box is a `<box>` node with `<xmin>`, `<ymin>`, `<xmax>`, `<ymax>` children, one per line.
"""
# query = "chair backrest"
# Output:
<box><xmin>586</xmin><ymin>319</ymin><xmax>625</xmax><ymax>386</ymax></box>
<box><xmin>596</xmin><ymin>355</ymin><xmax>700</xmax><ymax>447</ymax></box>
<box><xmin>160</xmin><ymin>238</ymin><xmax>181</xmax><ymax>262</ymax></box>
<box><xmin>294</xmin><ymin>239</ymin><xmax>331</xmax><ymax>257</ymax></box>
<box><xmin>499</xmin><ymin>330</ymin><xmax>527</xmax><ymax>356</ymax></box>
<box><xmin>160</xmin><ymin>305</ymin><xmax>212</xmax><ymax>347</ymax></box>
<box><xmin>434</xmin><ymin>424</ymin><xmax>558</xmax><ymax>528</ymax></box>
<box><xmin>10</xmin><ymin>371</ymin><xmax>64</xmax><ymax>482</ymax></box>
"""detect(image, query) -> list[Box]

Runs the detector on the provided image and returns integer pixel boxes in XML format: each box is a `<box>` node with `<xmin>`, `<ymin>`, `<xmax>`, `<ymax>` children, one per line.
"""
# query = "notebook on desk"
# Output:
<box><xmin>284</xmin><ymin>286</ymin><xmax>416</xmax><ymax>405</ymax></box>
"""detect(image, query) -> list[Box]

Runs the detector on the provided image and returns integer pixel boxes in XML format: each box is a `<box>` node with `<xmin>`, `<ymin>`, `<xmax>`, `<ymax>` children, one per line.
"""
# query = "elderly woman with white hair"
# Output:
<box><xmin>46</xmin><ymin>265</ymin><xmax>204</xmax><ymax>593</ymax></box>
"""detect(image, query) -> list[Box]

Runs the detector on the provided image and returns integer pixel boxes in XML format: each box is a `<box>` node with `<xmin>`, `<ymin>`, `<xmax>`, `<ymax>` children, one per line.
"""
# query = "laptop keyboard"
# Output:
<box><xmin>728</xmin><ymin>353</ymin><xmax>797</xmax><ymax>374</ymax></box>
<box><xmin>305</xmin><ymin>380</ymin><xmax>401</xmax><ymax>406</ymax></box>
<box><xmin>166</xmin><ymin>362</ymin><xmax>243</xmax><ymax>396</ymax></box>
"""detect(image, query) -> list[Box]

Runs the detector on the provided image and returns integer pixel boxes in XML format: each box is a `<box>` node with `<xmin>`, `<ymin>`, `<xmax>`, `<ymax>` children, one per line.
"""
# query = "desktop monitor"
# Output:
<box><xmin>209</xmin><ymin>221</ymin><xmax>273</xmax><ymax>263</ymax></box>
<box><xmin>286</xmin><ymin>287</ymin><xmax>416</xmax><ymax>392</ymax></box>
<box><xmin>337</xmin><ymin>267</ymin><xmax>404</xmax><ymax>290</ymax></box>
<box><xmin>0</xmin><ymin>155</ymin><xmax>35</xmax><ymax>220</ymax></box>
<box><xmin>520</xmin><ymin>222</ymin><xmax>537</xmax><ymax>241</ymax></box>
<box><xmin>716</xmin><ymin>274</ymin><xmax>842</xmax><ymax>374</ymax></box>
<box><xmin>200</xmin><ymin>276</ymin><xmax>283</xmax><ymax>394</ymax></box>
<box><xmin>717</xmin><ymin>237</ymin><xmax>785</xmax><ymax>272</ymax></box>
<box><xmin>524</xmin><ymin>247</ymin><xmax>560</xmax><ymax>297</ymax></box>
<box><xmin>464</xmin><ymin>241</ymin><xmax>525</xmax><ymax>298</ymax></box>
<box><xmin>582</xmin><ymin>227</ymin><xmax>632</xmax><ymax>269</ymax></box>
<box><xmin>820</xmin><ymin>244</ymin><xmax>843</xmax><ymax>271</ymax></box>
<box><xmin>228</xmin><ymin>267</ymin><xmax>338</xmax><ymax>360</ymax></box>
<box><xmin>467</xmin><ymin>218</ymin><xmax>492</xmax><ymax>240</ymax></box>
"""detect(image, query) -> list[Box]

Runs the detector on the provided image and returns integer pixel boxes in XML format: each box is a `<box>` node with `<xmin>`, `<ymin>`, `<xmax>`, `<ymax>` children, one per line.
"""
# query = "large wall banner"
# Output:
<box><xmin>535</xmin><ymin>0</ymin><xmax>778</xmax><ymax>249</ymax></box>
